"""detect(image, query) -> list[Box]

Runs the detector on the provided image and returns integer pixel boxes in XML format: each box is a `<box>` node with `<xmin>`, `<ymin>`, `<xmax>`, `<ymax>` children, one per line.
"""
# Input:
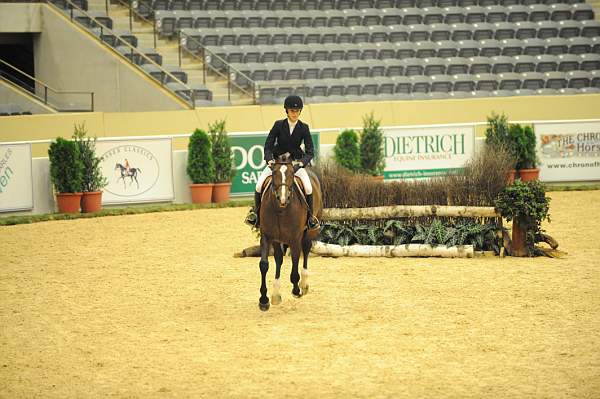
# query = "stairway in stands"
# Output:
<box><xmin>86</xmin><ymin>0</ymin><xmax>253</xmax><ymax>106</ymax></box>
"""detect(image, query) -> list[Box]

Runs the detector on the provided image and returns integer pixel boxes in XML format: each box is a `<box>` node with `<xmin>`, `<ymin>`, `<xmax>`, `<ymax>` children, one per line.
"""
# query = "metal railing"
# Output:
<box><xmin>47</xmin><ymin>0</ymin><xmax>198</xmax><ymax>108</ymax></box>
<box><xmin>0</xmin><ymin>59</ymin><xmax>94</xmax><ymax>112</ymax></box>
<box><xmin>109</xmin><ymin>0</ymin><xmax>259</xmax><ymax>104</ymax></box>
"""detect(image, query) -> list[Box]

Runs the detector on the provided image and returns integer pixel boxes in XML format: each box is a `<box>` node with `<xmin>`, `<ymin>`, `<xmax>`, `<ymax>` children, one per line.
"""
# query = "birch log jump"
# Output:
<box><xmin>312</xmin><ymin>241</ymin><xmax>474</xmax><ymax>258</ymax></box>
<box><xmin>322</xmin><ymin>205</ymin><xmax>499</xmax><ymax>220</ymax></box>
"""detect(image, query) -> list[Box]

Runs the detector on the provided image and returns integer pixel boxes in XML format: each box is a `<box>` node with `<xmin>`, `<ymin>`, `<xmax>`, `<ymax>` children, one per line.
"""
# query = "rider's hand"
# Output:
<box><xmin>267</xmin><ymin>159</ymin><xmax>275</xmax><ymax>170</ymax></box>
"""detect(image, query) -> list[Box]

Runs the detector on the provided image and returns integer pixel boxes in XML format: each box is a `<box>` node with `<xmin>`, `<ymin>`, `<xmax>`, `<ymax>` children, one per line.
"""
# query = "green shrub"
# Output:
<box><xmin>72</xmin><ymin>123</ymin><xmax>107</xmax><ymax>192</ymax></box>
<box><xmin>48</xmin><ymin>137</ymin><xmax>84</xmax><ymax>193</ymax></box>
<box><xmin>334</xmin><ymin>128</ymin><xmax>361</xmax><ymax>172</ymax></box>
<box><xmin>187</xmin><ymin>129</ymin><xmax>215</xmax><ymax>184</ymax></box>
<box><xmin>209</xmin><ymin>119</ymin><xmax>236</xmax><ymax>183</ymax></box>
<box><xmin>485</xmin><ymin>112</ymin><xmax>511</xmax><ymax>150</ymax></box>
<box><xmin>495</xmin><ymin>179</ymin><xmax>550</xmax><ymax>252</ymax></box>
<box><xmin>509</xmin><ymin>124</ymin><xmax>537</xmax><ymax>169</ymax></box>
<box><xmin>359</xmin><ymin>112</ymin><xmax>385</xmax><ymax>176</ymax></box>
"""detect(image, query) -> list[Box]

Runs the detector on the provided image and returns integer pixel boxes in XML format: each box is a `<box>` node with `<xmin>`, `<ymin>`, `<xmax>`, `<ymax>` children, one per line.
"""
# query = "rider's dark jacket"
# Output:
<box><xmin>263</xmin><ymin>118</ymin><xmax>314</xmax><ymax>167</ymax></box>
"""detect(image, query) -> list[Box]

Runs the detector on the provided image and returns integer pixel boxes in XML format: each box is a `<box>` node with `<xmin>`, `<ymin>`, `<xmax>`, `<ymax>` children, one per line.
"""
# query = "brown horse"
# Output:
<box><xmin>257</xmin><ymin>153</ymin><xmax>323</xmax><ymax>311</ymax></box>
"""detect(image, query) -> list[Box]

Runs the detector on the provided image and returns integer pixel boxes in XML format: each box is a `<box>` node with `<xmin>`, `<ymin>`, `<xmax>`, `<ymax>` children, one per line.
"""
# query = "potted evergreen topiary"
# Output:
<box><xmin>187</xmin><ymin>128</ymin><xmax>215</xmax><ymax>204</ymax></box>
<box><xmin>495</xmin><ymin>179</ymin><xmax>551</xmax><ymax>256</ymax></box>
<box><xmin>359</xmin><ymin>112</ymin><xmax>385</xmax><ymax>180</ymax></box>
<box><xmin>48</xmin><ymin>137</ymin><xmax>84</xmax><ymax>213</ymax></box>
<box><xmin>209</xmin><ymin>119</ymin><xmax>236</xmax><ymax>203</ymax></box>
<box><xmin>334</xmin><ymin>128</ymin><xmax>361</xmax><ymax>173</ymax></box>
<box><xmin>72</xmin><ymin>123</ymin><xmax>108</xmax><ymax>213</ymax></box>
<box><xmin>508</xmin><ymin>124</ymin><xmax>539</xmax><ymax>181</ymax></box>
<box><xmin>485</xmin><ymin>112</ymin><xmax>517</xmax><ymax>184</ymax></box>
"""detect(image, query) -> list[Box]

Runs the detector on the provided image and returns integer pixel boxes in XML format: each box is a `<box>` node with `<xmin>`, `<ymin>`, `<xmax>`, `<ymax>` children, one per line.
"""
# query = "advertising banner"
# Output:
<box><xmin>0</xmin><ymin>143</ymin><xmax>33</xmax><ymax>212</ymax></box>
<box><xmin>230</xmin><ymin>132</ymin><xmax>320</xmax><ymax>196</ymax></box>
<box><xmin>96</xmin><ymin>138</ymin><xmax>174</xmax><ymax>204</ymax></box>
<box><xmin>535</xmin><ymin>121</ymin><xmax>600</xmax><ymax>182</ymax></box>
<box><xmin>383</xmin><ymin>125</ymin><xmax>475</xmax><ymax>179</ymax></box>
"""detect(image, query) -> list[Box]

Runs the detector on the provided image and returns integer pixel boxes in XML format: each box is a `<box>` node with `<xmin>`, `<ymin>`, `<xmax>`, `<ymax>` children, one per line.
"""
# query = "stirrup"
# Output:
<box><xmin>307</xmin><ymin>216</ymin><xmax>320</xmax><ymax>231</ymax></box>
<box><xmin>245</xmin><ymin>210</ymin><xmax>258</xmax><ymax>227</ymax></box>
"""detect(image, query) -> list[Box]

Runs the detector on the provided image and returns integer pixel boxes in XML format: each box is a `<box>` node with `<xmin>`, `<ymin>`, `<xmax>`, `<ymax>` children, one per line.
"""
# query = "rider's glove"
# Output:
<box><xmin>267</xmin><ymin>159</ymin><xmax>275</xmax><ymax>169</ymax></box>
<box><xmin>292</xmin><ymin>161</ymin><xmax>303</xmax><ymax>173</ymax></box>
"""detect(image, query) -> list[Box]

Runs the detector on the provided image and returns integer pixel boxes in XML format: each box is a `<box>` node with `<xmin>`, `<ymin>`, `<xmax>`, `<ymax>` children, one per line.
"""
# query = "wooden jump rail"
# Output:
<box><xmin>322</xmin><ymin>205</ymin><xmax>500</xmax><ymax>220</ymax></box>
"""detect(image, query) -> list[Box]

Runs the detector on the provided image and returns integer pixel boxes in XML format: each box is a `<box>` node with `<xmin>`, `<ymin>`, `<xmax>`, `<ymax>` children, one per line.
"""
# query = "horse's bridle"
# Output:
<box><xmin>270</xmin><ymin>161</ymin><xmax>295</xmax><ymax>205</ymax></box>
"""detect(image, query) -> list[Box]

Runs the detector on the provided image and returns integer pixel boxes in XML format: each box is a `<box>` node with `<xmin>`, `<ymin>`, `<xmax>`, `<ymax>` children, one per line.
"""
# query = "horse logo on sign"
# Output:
<box><xmin>115</xmin><ymin>159</ymin><xmax>142</xmax><ymax>189</ymax></box>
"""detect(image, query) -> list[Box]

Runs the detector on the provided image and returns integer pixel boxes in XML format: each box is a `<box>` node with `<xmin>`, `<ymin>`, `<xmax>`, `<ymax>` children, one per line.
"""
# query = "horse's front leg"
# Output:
<box><xmin>300</xmin><ymin>236</ymin><xmax>312</xmax><ymax>295</ymax></box>
<box><xmin>290</xmin><ymin>243</ymin><xmax>302</xmax><ymax>298</ymax></box>
<box><xmin>271</xmin><ymin>243</ymin><xmax>284</xmax><ymax>305</ymax></box>
<box><xmin>258</xmin><ymin>233</ymin><xmax>271</xmax><ymax>311</ymax></box>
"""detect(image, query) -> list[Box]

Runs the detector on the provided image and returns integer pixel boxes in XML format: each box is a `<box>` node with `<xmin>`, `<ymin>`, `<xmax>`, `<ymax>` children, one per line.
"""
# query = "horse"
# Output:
<box><xmin>115</xmin><ymin>163</ymin><xmax>141</xmax><ymax>189</ymax></box>
<box><xmin>257</xmin><ymin>153</ymin><xmax>323</xmax><ymax>311</ymax></box>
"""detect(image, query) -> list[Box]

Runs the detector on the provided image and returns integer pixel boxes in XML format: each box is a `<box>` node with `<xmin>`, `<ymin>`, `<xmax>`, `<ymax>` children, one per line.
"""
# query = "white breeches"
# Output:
<box><xmin>255</xmin><ymin>166</ymin><xmax>313</xmax><ymax>195</ymax></box>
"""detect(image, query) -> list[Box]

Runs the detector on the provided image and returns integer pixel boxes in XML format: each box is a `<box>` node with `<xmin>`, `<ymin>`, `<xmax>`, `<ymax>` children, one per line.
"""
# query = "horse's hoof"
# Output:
<box><xmin>272</xmin><ymin>294</ymin><xmax>282</xmax><ymax>305</ymax></box>
<box><xmin>292</xmin><ymin>288</ymin><xmax>302</xmax><ymax>298</ymax></box>
<box><xmin>259</xmin><ymin>300</ymin><xmax>270</xmax><ymax>311</ymax></box>
<box><xmin>301</xmin><ymin>285</ymin><xmax>309</xmax><ymax>295</ymax></box>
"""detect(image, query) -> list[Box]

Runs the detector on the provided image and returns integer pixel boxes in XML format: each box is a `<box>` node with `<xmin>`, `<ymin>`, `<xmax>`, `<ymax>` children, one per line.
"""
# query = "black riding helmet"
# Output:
<box><xmin>284</xmin><ymin>95</ymin><xmax>303</xmax><ymax>110</ymax></box>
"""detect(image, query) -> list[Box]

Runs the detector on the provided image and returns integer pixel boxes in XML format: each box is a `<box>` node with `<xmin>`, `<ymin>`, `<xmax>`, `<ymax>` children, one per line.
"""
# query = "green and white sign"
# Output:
<box><xmin>230</xmin><ymin>132</ymin><xmax>320</xmax><ymax>195</ymax></box>
<box><xmin>383</xmin><ymin>125</ymin><xmax>474</xmax><ymax>180</ymax></box>
<box><xmin>0</xmin><ymin>143</ymin><xmax>33</xmax><ymax>212</ymax></box>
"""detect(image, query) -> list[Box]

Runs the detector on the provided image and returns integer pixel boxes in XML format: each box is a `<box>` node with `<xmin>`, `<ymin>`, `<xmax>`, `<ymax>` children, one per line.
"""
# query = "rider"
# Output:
<box><xmin>124</xmin><ymin>158</ymin><xmax>131</xmax><ymax>174</ymax></box>
<box><xmin>245</xmin><ymin>95</ymin><xmax>320</xmax><ymax>231</ymax></box>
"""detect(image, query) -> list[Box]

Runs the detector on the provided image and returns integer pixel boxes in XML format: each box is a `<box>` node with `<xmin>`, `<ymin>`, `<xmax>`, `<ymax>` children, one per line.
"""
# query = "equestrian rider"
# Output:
<box><xmin>245</xmin><ymin>95</ymin><xmax>320</xmax><ymax>231</ymax></box>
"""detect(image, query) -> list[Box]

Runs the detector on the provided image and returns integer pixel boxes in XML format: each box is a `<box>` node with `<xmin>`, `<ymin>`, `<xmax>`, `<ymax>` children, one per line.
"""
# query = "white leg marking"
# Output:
<box><xmin>272</xmin><ymin>278</ymin><xmax>282</xmax><ymax>305</ymax></box>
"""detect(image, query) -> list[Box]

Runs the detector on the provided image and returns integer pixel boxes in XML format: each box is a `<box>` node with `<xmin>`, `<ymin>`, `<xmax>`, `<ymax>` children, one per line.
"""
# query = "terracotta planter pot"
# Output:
<box><xmin>56</xmin><ymin>192</ymin><xmax>83</xmax><ymax>214</ymax></box>
<box><xmin>511</xmin><ymin>216</ymin><xmax>529</xmax><ymax>257</ymax></box>
<box><xmin>212</xmin><ymin>182</ymin><xmax>232</xmax><ymax>203</ymax></box>
<box><xmin>507</xmin><ymin>169</ymin><xmax>517</xmax><ymax>185</ymax></box>
<box><xmin>81</xmin><ymin>191</ymin><xmax>103</xmax><ymax>213</ymax></box>
<box><xmin>518</xmin><ymin>168</ymin><xmax>540</xmax><ymax>182</ymax></box>
<box><xmin>190</xmin><ymin>183</ymin><xmax>213</xmax><ymax>204</ymax></box>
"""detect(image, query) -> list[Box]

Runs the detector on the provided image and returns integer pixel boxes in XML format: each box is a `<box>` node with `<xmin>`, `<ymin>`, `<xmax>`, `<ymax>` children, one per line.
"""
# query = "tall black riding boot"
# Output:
<box><xmin>305</xmin><ymin>193</ymin><xmax>320</xmax><ymax>230</ymax></box>
<box><xmin>245</xmin><ymin>191</ymin><xmax>262</xmax><ymax>227</ymax></box>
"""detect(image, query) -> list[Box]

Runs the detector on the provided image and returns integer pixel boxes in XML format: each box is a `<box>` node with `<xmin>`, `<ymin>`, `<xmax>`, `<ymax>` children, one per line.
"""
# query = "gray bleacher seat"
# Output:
<box><xmin>458</xmin><ymin>40</ymin><xmax>480</xmax><ymax>57</ymax></box>
<box><xmin>557</xmin><ymin>19</ymin><xmax>581</xmax><ymax>38</ymax></box>
<box><xmin>514</xmin><ymin>54</ymin><xmax>537</xmax><ymax>72</ymax></box>
<box><xmin>494</xmin><ymin>22</ymin><xmax>516</xmax><ymax>40</ymax></box>
<box><xmin>402</xmin><ymin>8</ymin><xmax>424</xmax><ymax>25</ymax></box>
<box><xmin>522</xmin><ymin>38</ymin><xmax>546</xmax><ymax>55</ymax></box>
<box><xmin>536</xmin><ymin>20</ymin><xmax>559</xmax><ymax>39</ymax></box>
<box><xmin>450</xmin><ymin>23</ymin><xmax>473</xmax><ymax>41</ymax></box>
<box><xmin>557</xmin><ymin>53</ymin><xmax>580</xmax><ymax>72</ymax></box>
<box><xmin>498</xmin><ymin>72</ymin><xmax>522</xmax><ymax>89</ymax></box>
<box><xmin>404</xmin><ymin>58</ymin><xmax>425</xmax><ymax>76</ymax></box>
<box><xmin>415</xmin><ymin>41</ymin><xmax>438</xmax><ymax>58</ymax></box>
<box><xmin>579</xmin><ymin>87</ymin><xmax>600</xmax><ymax>94</ymax></box>
<box><xmin>472</xmin><ymin>22</ymin><xmax>495</xmax><ymax>41</ymax></box>
<box><xmin>521</xmin><ymin>71</ymin><xmax>546</xmax><ymax>89</ymax></box>
<box><xmin>142</xmin><ymin>64</ymin><xmax>165</xmax><ymax>83</ymax></box>
<box><xmin>568</xmin><ymin>37</ymin><xmax>593</xmax><ymax>55</ymax></box>
<box><xmin>407</xmin><ymin>24</ymin><xmax>429</xmax><ymax>42</ymax></box>
<box><xmin>423</xmin><ymin>7</ymin><xmax>445</xmax><ymax>25</ymax></box>
<box><xmin>384</xmin><ymin>58</ymin><xmax>405</xmax><ymax>76</ymax></box>
<box><xmin>535</xmin><ymin>54</ymin><xmax>559</xmax><ymax>72</ymax></box>
<box><xmin>380</xmin><ymin>8</ymin><xmax>402</xmax><ymax>26</ymax></box>
<box><xmin>508</xmin><ymin>5</ymin><xmax>529</xmax><ymax>23</ymax></box>
<box><xmin>368</xmin><ymin>26</ymin><xmax>389</xmax><ymax>42</ymax></box>
<box><xmin>515</xmin><ymin>21</ymin><xmax>538</xmax><ymax>39</ymax></box>
<box><xmin>395</xmin><ymin>41</ymin><xmax>416</xmax><ymax>58</ymax></box>
<box><xmin>388</xmin><ymin>24</ymin><xmax>409</xmax><ymax>42</ymax></box>
<box><xmin>164</xmin><ymin>66</ymin><xmax>188</xmax><ymax>84</ymax></box>
<box><xmin>469</xmin><ymin>56</ymin><xmax>493</xmax><ymax>74</ymax></box>
<box><xmin>436</xmin><ymin>40</ymin><xmax>459</xmax><ymax>58</ymax></box>
<box><xmin>393</xmin><ymin>76</ymin><xmax>412</xmax><ymax>94</ymax></box>
<box><xmin>453</xmin><ymin>73</ymin><xmax>476</xmax><ymax>91</ymax></box>
<box><xmin>549</xmin><ymin>3</ymin><xmax>572</xmax><ymax>22</ymax></box>
<box><xmin>480</xmin><ymin>39</ymin><xmax>503</xmax><ymax>57</ymax></box>
<box><xmin>411</xmin><ymin>75</ymin><xmax>431</xmax><ymax>94</ymax></box>
<box><xmin>572</xmin><ymin>3</ymin><xmax>594</xmax><ymax>21</ymax></box>
<box><xmin>528</xmin><ymin>4</ymin><xmax>551</xmax><ymax>23</ymax></box>
<box><xmin>544</xmin><ymin>71</ymin><xmax>568</xmax><ymax>89</ymax></box>
<box><xmin>579</xmin><ymin>54</ymin><xmax>600</xmax><ymax>72</ymax></box>
<box><xmin>546</xmin><ymin>37</ymin><xmax>569</xmax><ymax>55</ymax></box>
<box><xmin>486</xmin><ymin>5</ymin><xmax>508</xmax><ymax>24</ymax></box>
<box><xmin>491</xmin><ymin>55</ymin><xmax>516</xmax><ymax>73</ymax></box>
<box><xmin>424</xmin><ymin>57</ymin><xmax>446</xmax><ymax>75</ymax></box>
<box><xmin>446</xmin><ymin>57</ymin><xmax>470</xmax><ymax>74</ymax></box>
<box><xmin>567</xmin><ymin>70</ymin><xmax>591</xmax><ymax>88</ymax></box>
<box><xmin>397</xmin><ymin>0</ymin><xmax>416</xmax><ymax>7</ymax></box>
<box><xmin>444</xmin><ymin>7</ymin><xmax>465</xmax><ymax>24</ymax></box>
<box><xmin>430</xmin><ymin>74</ymin><xmax>454</xmax><ymax>93</ymax></box>
<box><xmin>501</xmin><ymin>38</ymin><xmax>524</xmax><ymax>56</ymax></box>
<box><xmin>430</xmin><ymin>23</ymin><xmax>452</xmax><ymax>42</ymax></box>
<box><xmin>466</xmin><ymin>6</ymin><xmax>487</xmax><ymax>24</ymax></box>
<box><xmin>475</xmin><ymin>73</ymin><xmax>499</xmax><ymax>91</ymax></box>
<box><xmin>374</xmin><ymin>76</ymin><xmax>395</xmax><ymax>94</ymax></box>
<box><xmin>342</xmin><ymin>8</ymin><xmax>363</xmax><ymax>26</ymax></box>
<box><xmin>580</xmin><ymin>20</ymin><xmax>600</xmax><ymax>38</ymax></box>
<box><xmin>362</xmin><ymin>9</ymin><xmax>383</xmax><ymax>26</ymax></box>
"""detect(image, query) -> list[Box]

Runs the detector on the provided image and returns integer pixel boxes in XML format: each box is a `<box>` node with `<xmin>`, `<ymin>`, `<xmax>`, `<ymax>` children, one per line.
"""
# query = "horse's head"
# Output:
<box><xmin>271</xmin><ymin>154</ymin><xmax>294</xmax><ymax>208</ymax></box>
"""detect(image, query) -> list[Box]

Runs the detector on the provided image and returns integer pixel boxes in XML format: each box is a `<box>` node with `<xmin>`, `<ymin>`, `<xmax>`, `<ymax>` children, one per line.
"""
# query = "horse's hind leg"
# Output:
<box><xmin>300</xmin><ymin>237</ymin><xmax>312</xmax><ymax>295</ymax></box>
<box><xmin>271</xmin><ymin>243</ymin><xmax>284</xmax><ymax>305</ymax></box>
<box><xmin>258</xmin><ymin>234</ymin><xmax>270</xmax><ymax>311</ymax></box>
<box><xmin>290</xmin><ymin>244</ymin><xmax>302</xmax><ymax>298</ymax></box>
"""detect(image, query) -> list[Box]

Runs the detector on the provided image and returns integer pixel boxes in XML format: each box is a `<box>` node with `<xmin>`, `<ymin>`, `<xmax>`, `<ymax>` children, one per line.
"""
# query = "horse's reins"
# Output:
<box><xmin>269</xmin><ymin>162</ymin><xmax>310</xmax><ymax>210</ymax></box>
